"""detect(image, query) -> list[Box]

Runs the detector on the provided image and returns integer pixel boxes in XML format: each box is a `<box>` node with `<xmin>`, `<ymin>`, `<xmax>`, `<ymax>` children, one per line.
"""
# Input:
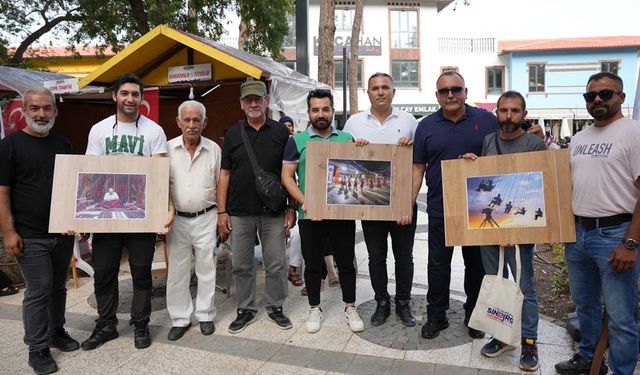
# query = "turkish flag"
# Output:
<box><xmin>140</xmin><ymin>87</ymin><xmax>159</xmax><ymax>124</ymax></box>
<box><xmin>1</xmin><ymin>99</ymin><xmax>27</xmax><ymax>139</ymax></box>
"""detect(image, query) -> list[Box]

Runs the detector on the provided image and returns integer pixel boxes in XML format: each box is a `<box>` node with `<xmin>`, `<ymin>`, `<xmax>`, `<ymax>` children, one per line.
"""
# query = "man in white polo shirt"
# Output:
<box><xmin>165</xmin><ymin>100</ymin><xmax>221</xmax><ymax>341</ymax></box>
<box><xmin>343</xmin><ymin>72</ymin><xmax>418</xmax><ymax>327</ymax></box>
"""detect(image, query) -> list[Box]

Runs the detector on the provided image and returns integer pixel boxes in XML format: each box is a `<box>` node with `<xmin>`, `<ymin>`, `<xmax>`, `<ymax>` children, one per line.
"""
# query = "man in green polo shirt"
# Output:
<box><xmin>281</xmin><ymin>89</ymin><xmax>364</xmax><ymax>334</ymax></box>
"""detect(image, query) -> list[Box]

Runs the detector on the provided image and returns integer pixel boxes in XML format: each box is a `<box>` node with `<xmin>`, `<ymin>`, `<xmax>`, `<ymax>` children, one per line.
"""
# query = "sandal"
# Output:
<box><xmin>328</xmin><ymin>277</ymin><xmax>340</xmax><ymax>287</ymax></box>
<box><xmin>0</xmin><ymin>285</ymin><xmax>19</xmax><ymax>297</ymax></box>
<box><xmin>288</xmin><ymin>272</ymin><xmax>304</xmax><ymax>287</ymax></box>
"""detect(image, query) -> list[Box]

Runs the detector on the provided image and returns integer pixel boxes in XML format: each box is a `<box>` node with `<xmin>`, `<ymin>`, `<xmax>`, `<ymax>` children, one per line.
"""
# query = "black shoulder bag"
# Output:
<box><xmin>493</xmin><ymin>132</ymin><xmax>503</xmax><ymax>155</ymax></box>
<box><xmin>239</xmin><ymin>124</ymin><xmax>288</xmax><ymax>213</ymax></box>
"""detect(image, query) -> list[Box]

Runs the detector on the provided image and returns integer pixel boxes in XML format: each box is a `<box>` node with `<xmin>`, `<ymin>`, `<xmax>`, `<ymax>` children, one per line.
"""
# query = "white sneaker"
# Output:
<box><xmin>305</xmin><ymin>307</ymin><xmax>322</xmax><ymax>333</ymax></box>
<box><xmin>345</xmin><ymin>306</ymin><xmax>364</xmax><ymax>332</ymax></box>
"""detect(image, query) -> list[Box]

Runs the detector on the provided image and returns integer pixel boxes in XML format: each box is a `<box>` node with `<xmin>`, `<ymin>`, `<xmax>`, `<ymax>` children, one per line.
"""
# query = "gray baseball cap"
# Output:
<box><xmin>240</xmin><ymin>80</ymin><xmax>267</xmax><ymax>99</ymax></box>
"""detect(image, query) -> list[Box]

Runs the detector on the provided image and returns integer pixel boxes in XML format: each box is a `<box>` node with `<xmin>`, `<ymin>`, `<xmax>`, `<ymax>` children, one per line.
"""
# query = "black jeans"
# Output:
<box><xmin>362</xmin><ymin>204</ymin><xmax>417</xmax><ymax>304</ymax></box>
<box><xmin>426</xmin><ymin>216</ymin><xmax>485</xmax><ymax>321</ymax></box>
<box><xmin>0</xmin><ymin>269</ymin><xmax>13</xmax><ymax>289</ymax></box>
<box><xmin>91</xmin><ymin>233</ymin><xmax>156</xmax><ymax>326</ymax></box>
<box><xmin>298</xmin><ymin>219</ymin><xmax>356</xmax><ymax>306</ymax></box>
<box><xmin>17</xmin><ymin>236</ymin><xmax>74</xmax><ymax>352</ymax></box>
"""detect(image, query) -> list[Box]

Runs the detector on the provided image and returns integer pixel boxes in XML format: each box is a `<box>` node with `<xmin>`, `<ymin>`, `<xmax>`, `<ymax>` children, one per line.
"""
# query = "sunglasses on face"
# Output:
<box><xmin>437</xmin><ymin>86</ymin><xmax>464</xmax><ymax>96</ymax></box>
<box><xmin>582</xmin><ymin>89</ymin><xmax>621</xmax><ymax>103</ymax></box>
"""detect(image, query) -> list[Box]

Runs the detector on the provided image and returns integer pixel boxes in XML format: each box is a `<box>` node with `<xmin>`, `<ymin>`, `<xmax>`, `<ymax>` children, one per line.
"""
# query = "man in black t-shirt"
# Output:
<box><xmin>0</xmin><ymin>86</ymin><xmax>76</xmax><ymax>374</ymax></box>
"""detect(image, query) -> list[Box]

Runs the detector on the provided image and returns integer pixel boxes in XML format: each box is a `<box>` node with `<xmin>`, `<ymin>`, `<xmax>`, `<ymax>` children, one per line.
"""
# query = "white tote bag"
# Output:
<box><xmin>468</xmin><ymin>245</ymin><xmax>524</xmax><ymax>347</ymax></box>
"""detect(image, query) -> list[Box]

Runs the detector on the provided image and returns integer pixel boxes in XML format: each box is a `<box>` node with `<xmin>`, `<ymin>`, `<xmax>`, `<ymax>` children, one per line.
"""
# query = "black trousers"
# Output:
<box><xmin>362</xmin><ymin>204</ymin><xmax>417</xmax><ymax>304</ymax></box>
<box><xmin>0</xmin><ymin>269</ymin><xmax>13</xmax><ymax>289</ymax></box>
<box><xmin>298</xmin><ymin>219</ymin><xmax>356</xmax><ymax>306</ymax></box>
<box><xmin>426</xmin><ymin>216</ymin><xmax>485</xmax><ymax>321</ymax></box>
<box><xmin>17</xmin><ymin>236</ymin><xmax>73</xmax><ymax>352</ymax></box>
<box><xmin>91</xmin><ymin>233</ymin><xmax>156</xmax><ymax>326</ymax></box>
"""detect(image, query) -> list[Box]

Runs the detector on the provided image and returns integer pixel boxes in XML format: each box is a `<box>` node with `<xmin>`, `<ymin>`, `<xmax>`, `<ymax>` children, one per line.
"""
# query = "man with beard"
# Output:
<box><xmin>460</xmin><ymin>91</ymin><xmax>545</xmax><ymax>372</ymax></box>
<box><xmin>555</xmin><ymin>72</ymin><xmax>640</xmax><ymax>375</ymax></box>
<box><xmin>0</xmin><ymin>86</ymin><xmax>77</xmax><ymax>374</ymax></box>
<box><xmin>165</xmin><ymin>100</ymin><xmax>221</xmax><ymax>341</ymax></box>
<box><xmin>343</xmin><ymin>72</ymin><xmax>418</xmax><ymax>328</ymax></box>
<box><xmin>82</xmin><ymin>73</ymin><xmax>169</xmax><ymax>351</ymax></box>
<box><xmin>217</xmin><ymin>80</ymin><xmax>295</xmax><ymax>333</ymax></box>
<box><xmin>281</xmin><ymin>89</ymin><xmax>365</xmax><ymax>333</ymax></box>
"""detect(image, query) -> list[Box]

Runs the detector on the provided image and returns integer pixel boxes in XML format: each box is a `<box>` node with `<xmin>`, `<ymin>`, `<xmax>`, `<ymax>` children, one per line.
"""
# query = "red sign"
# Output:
<box><xmin>1</xmin><ymin>99</ymin><xmax>27</xmax><ymax>139</ymax></box>
<box><xmin>140</xmin><ymin>87</ymin><xmax>159</xmax><ymax>124</ymax></box>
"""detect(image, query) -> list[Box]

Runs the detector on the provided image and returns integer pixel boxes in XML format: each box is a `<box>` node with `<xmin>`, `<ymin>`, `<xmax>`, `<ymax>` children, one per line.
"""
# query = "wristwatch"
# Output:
<box><xmin>622</xmin><ymin>238</ymin><xmax>639</xmax><ymax>250</ymax></box>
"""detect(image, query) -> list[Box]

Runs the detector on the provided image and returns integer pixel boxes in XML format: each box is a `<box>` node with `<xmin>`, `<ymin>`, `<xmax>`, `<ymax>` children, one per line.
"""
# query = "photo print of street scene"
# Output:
<box><xmin>326</xmin><ymin>159</ymin><xmax>391</xmax><ymax>206</ymax></box>
<box><xmin>466</xmin><ymin>171</ymin><xmax>546</xmax><ymax>229</ymax></box>
<box><xmin>75</xmin><ymin>173</ymin><xmax>147</xmax><ymax>219</ymax></box>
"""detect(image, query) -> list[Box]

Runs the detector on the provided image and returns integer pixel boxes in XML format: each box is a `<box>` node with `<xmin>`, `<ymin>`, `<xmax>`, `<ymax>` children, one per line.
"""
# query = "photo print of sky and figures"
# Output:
<box><xmin>326</xmin><ymin>159</ymin><xmax>391</xmax><ymax>206</ymax></box>
<box><xmin>466</xmin><ymin>172</ymin><xmax>546</xmax><ymax>229</ymax></box>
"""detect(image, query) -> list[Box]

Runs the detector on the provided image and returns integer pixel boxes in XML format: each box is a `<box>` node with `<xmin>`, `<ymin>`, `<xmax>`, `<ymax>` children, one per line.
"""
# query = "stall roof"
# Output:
<box><xmin>0</xmin><ymin>66</ymin><xmax>73</xmax><ymax>96</ymax></box>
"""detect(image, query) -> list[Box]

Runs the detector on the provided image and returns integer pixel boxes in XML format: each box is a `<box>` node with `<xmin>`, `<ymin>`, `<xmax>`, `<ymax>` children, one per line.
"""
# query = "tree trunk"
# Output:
<box><xmin>348</xmin><ymin>0</ymin><xmax>364</xmax><ymax>114</ymax></box>
<box><xmin>238</xmin><ymin>20</ymin><xmax>248</xmax><ymax>50</ymax></box>
<box><xmin>9</xmin><ymin>13</ymin><xmax>76</xmax><ymax>65</ymax></box>
<box><xmin>127</xmin><ymin>0</ymin><xmax>150</xmax><ymax>34</ymax></box>
<box><xmin>317</xmin><ymin>0</ymin><xmax>335</xmax><ymax>87</ymax></box>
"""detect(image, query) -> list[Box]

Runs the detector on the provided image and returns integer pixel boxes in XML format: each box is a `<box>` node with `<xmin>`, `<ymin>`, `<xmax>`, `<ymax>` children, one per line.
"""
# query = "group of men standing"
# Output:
<box><xmin>1</xmin><ymin>68</ymin><xmax>639</xmax><ymax>375</ymax></box>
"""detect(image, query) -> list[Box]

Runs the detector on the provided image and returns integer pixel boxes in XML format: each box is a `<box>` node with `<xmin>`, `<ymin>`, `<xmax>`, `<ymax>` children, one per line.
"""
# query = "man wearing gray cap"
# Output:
<box><xmin>217</xmin><ymin>80</ymin><xmax>295</xmax><ymax>333</ymax></box>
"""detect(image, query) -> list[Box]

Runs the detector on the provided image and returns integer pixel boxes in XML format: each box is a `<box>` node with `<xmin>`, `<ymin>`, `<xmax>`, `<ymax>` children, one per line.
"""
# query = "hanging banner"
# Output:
<box><xmin>1</xmin><ymin>99</ymin><xmax>26</xmax><ymax>138</ymax></box>
<box><xmin>43</xmin><ymin>78</ymin><xmax>79</xmax><ymax>95</ymax></box>
<box><xmin>168</xmin><ymin>63</ymin><xmax>212</xmax><ymax>83</ymax></box>
<box><xmin>140</xmin><ymin>87</ymin><xmax>159</xmax><ymax>124</ymax></box>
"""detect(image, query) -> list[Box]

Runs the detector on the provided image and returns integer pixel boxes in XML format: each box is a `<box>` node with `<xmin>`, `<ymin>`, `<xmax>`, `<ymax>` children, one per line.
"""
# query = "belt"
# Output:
<box><xmin>574</xmin><ymin>214</ymin><xmax>632</xmax><ymax>230</ymax></box>
<box><xmin>176</xmin><ymin>204</ymin><xmax>217</xmax><ymax>218</ymax></box>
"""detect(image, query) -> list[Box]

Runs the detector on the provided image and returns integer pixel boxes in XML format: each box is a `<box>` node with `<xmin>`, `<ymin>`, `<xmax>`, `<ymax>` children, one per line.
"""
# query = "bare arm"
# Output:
<box><xmin>281</xmin><ymin>163</ymin><xmax>304</xmax><ymax>207</ymax></box>
<box><xmin>0</xmin><ymin>186</ymin><xmax>22</xmax><ymax>256</ymax></box>
<box><xmin>411</xmin><ymin>163</ymin><xmax>426</xmax><ymax>206</ymax></box>
<box><xmin>216</xmin><ymin>169</ymin><xmax>232</xmax><ymax>241</ymax></box>
<box><xmin>609</xmin><ymin>177</ymin><xmax>640</xmax><ymax>272</ymax></box>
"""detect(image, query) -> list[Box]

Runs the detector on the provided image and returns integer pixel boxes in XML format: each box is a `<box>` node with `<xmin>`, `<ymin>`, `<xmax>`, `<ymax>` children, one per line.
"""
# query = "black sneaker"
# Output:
<box><xmin>519</xmin><ymin>338</ymin><xmax>539</xmax><ymax>371</ymax></box>
<box><xmin>267</xmin><ymin>307</ymin><xmax>292</xmax><ymax>330</ymax></box>
<box><xmin>133</xmin><ymin>323</ymin><xmax>151</xmax><ymax>349</ymax></box>
<box><xmin>370</xmin><ymin>300</ymin><xmax>391</xmax><ymax>327</ymax></box>
<box><xmin>395</xmin><ymin>302</ymin><xmax>416</xmax><ymax>327</ymax></box>
<box><xmin>555</xmin><ymin>353</ymin><xmax>608</xmax><ymax>375</ymax></box>
<box><xmin>28</xmin><ymin>348</ymin><xmax>58</xmax><ymax>375</ymax></box>
<box><xmin>464</xmin><ymin>317</ymin><xmax>485</xmax><ymax>339</ymax></box>
<box><xmin>480</xmin><ymin>338</ymin><xmax>515</xmax><ymax>358</ymax></box>
<box><xmin>420</xmin><ymin>318</ymin><xmax>449</xmax><ymax>339</ymax></box>
<box><xmin>228</xmin><ymin>309</ymin><xmax>257</xmax><ymax>333</ymax></box>
<box><xmin>80</xmin><ymin>324</ymin><xmax>119</xmax><ymax>351</ymax></box>
<box><xmin>49</xmin><ymin>329</ymin><xmax>79</xmax><ymax>352</ymax></box>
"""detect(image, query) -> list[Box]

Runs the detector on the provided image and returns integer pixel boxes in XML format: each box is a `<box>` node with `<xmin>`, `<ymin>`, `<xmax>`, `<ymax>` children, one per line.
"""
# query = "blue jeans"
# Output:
<box><xmin>480</xmin><ymin>244</ymin><xmax>538</xmax><ymax>340</ymax></box>
<box><xmin>566</xmin><ymin>222</ymin><xmax>638</xmax><ymax>375</ymax></box>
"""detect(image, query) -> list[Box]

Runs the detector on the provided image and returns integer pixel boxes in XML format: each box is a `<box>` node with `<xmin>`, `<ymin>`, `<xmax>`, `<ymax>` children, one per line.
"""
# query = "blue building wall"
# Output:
<box><xmin>504</xmin><ymin>48</ymin><xmax>638</xmax><ymax>113</ymax></box>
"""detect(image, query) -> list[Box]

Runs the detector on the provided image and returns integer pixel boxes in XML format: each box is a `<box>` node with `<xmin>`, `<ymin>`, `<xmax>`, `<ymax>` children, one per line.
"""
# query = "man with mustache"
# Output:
<box><xmin>343</xmin><ymin>72</ymin><xmax>418</xmax><ymax>328</ymax></box>
<box><xmin>461</xmin><ymin>91</ymin><xmax>546</xmax><ymax>372</ymax></box>
<box><xmin>165</xmin><ymin>100</ymin><xmax>221</xmax><ymax>341</ymax></box>
<box><xmin>217</xmin><ymin>80</ymin><xmax>295</xmax><ymax>334</ymax></box>
<box><xmin>281</xmin><ymin>88</ymin><xmax>365</xmax><ymax>333</ymax></box>
<box><xmin>555</xmin><ymin>72</ymin><xmax>640</xmax><ymax>375</ymax></box>
<box><xmin>0</xmin><ymin>86</ymin><xmax>77</xmax><ymax>374</ymax></box>
<box><xmin>83</xmin><ymin>73</ymin><xmax>169</xmax><ymax>351</ymax></box>
<box><xmin>412</xmin><ymin>71</ymin><xmax>498</xmax><ymax>340</ymax></box>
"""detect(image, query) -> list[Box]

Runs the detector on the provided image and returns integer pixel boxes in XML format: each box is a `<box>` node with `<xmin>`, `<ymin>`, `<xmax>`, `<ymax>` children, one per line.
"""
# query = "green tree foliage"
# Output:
<box><xmin>0</xmin><ymin>0</ymin><xmax>292</xmax><ymax>65</ymax></box>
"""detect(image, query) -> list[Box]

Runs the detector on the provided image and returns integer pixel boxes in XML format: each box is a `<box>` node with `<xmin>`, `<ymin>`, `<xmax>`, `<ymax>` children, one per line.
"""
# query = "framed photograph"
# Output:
<box><xmin>49</xmin><ymin>155</ymin><xmax>170</xmax><ymax>233</ymax></box>
<box><xmin>305</xmin><ymin>142</ymin><xmax>412</xmax><ymax>221</ymax></box>
<box><xmin>441</xmin><ymin>149</ymin><xmax>575</xmax><ymax>246</ymax></box>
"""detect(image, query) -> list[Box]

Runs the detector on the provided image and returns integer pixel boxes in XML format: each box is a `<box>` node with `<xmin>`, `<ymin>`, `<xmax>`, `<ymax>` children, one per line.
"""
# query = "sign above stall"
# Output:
<box><xmin>168</xmin><ymin>63</ymin><xmax>212</xmax><ymax>83</ymax></box>
<box><xmin>44</xmin><ymin>78</ymin><xmax>79</xmax><ymax>94</ymax></box>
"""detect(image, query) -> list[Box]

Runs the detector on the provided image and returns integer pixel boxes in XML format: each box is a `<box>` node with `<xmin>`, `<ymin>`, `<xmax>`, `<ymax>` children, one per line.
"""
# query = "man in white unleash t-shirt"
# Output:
<box><xmin>555</xmin><ymin>72</ymin><xmax>640</xmax><ymax>375</ymax></box>
<box><xmin>82</xmin><ymin>73</ymin><xmax>168</xmax><ymax>352</ymax></box>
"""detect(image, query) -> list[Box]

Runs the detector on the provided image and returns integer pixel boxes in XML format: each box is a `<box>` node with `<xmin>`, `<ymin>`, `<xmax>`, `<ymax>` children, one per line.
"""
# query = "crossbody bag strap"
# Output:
<box><xmin>493</xmin><ymin>132</ymin><xmax>503</xmax><ymax>155</ymax></box>
<box><xmin>239</xmin><ymin>123</ymin><xmax>261</xmax><ymax>173</ymax></box>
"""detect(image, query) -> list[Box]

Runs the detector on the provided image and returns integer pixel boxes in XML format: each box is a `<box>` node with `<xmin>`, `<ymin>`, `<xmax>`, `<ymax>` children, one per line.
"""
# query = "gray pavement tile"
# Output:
<box><xmin>434</xmin><ymin>364</ymin><xmax>479</xmax><ymax>375</ymax></box>
<box><xmin>477</xmin><ymin>369</ymin><xmax>518</xmax><ymax>375</ymax></box>
<box><xmin>307</xmin><ymin>350</ymin><xmax>355</xmax><ymax>373</ymax></box>
<box><xmin>348</xmin><ymin>354</ymin><xmax>394</xmax><ymax>375</ymax></box>
<box><xmin>391</xmin><ymin>359</ymin><xmax>435</xmax><ymax>375</ymax></box>
<box><xmin>269</xmin><ymin>344</ymin><xmax>319</xmax><ymax>367</ymax></box>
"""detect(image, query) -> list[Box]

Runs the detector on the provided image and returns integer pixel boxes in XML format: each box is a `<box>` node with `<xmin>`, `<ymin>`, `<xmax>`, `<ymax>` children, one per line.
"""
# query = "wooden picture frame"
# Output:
<box><xmin>49</xmin><ymin>155</ymin><xmax>170</xmax><ymax>233</ymax></box>
<box><xmin>304</xmin><ymin>142</ymin><xmax>412</xmax><ymax>221</ymax></box>
<box><xmin>441</xmin><ymin>149</ymin><xmax>575</xmax><ymax>246</ymax></box>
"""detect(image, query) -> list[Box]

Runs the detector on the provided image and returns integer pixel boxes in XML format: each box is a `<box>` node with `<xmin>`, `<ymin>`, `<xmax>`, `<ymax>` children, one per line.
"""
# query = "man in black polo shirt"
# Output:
<box><xmin>217</xmin><ymin>80</ymin><xmax>295</xmax><ymax>333</ymax></box>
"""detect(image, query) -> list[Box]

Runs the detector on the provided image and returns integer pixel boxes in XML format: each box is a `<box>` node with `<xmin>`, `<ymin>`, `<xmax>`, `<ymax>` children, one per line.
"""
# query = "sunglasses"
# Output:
<box><xmin>582</xmin><ymin>89</ymin><xmax>621</xmax><ymax>103</ymax></box>
<box><xmin>437</xmin><ymin>86</ymin><xmax>464</xmax><ymax>96</ymax></box>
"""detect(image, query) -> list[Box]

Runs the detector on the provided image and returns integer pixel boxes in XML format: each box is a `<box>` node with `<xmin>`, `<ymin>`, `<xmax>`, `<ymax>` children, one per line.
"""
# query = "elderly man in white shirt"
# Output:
<box><xmin>166</xmin><ymin>100</ymin><xmax>222</xmax><ymax>341</ymax></box>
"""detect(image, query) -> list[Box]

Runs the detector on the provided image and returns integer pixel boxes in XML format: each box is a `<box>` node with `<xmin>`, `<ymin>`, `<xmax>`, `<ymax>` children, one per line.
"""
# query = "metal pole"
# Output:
<box><xmin>341</xmin><ymin>47</ymin><xmax>348</xmax><ymax>129</ymax></box>
<box><xmin>295</xmin><ymin>0</ymin><xmax>309</xmax><ymax>76</ymax></box>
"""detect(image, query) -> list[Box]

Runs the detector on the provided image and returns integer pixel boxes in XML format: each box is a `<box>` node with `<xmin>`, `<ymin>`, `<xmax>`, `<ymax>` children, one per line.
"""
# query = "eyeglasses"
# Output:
<box><xmin>437</xmin><ymin>86</ymin><xmax>464</xmax><ymax>96</ymax></box>
<box><xmin>582</xmin><ymin>89</ymin><xmax>621</xmax><ymax>103</ymax></box>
